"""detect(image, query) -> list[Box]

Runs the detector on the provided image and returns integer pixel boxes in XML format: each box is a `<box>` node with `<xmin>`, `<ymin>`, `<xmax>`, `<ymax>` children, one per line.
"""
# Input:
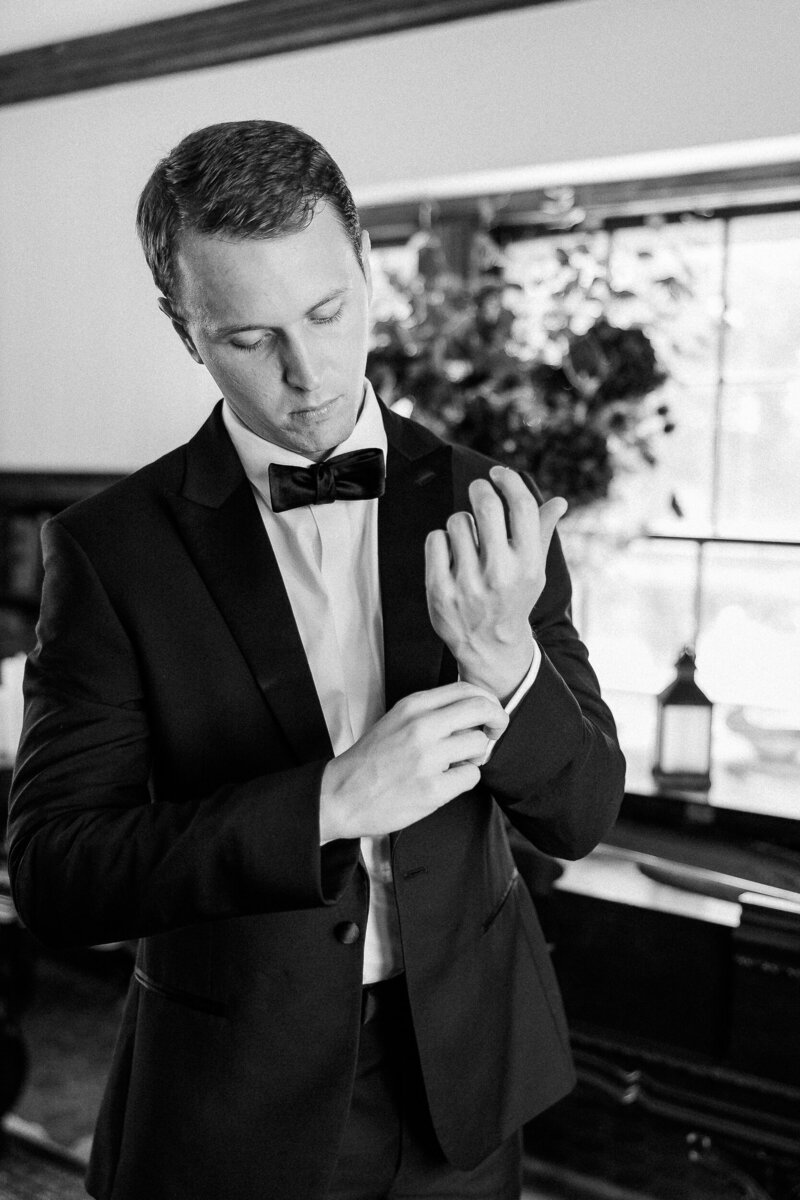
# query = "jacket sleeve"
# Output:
<box><xmin>6</xmin><ymin>517</ymin><xmax>359</xmax><ymax>949</ymax></box>
<box><xmin>480</xmin><ymin>514</ymin><xmax>626</xmax><ymax>861</ymax></box>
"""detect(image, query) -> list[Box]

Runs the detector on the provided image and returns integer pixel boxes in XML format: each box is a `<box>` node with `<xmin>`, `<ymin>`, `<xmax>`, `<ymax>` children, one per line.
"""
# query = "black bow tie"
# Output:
<box><xmin>268</xmin><ymin>447</ymin><xmax>386</xmax><ymax>513</ymax></box>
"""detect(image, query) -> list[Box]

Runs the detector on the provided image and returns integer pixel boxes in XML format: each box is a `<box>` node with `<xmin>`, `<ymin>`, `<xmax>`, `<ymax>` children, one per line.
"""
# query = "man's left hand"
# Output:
<box><xmin>425</xmin><ymin>466</ymin><xmax>567</xmax><ymax>704</ymax></box>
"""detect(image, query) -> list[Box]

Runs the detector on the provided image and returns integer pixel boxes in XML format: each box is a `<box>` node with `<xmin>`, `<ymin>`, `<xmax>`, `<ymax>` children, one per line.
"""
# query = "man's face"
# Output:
<box><xmin>168</xmin><ymin>203</ymin><xmax>373</xmax><ymax>460</ymax></box>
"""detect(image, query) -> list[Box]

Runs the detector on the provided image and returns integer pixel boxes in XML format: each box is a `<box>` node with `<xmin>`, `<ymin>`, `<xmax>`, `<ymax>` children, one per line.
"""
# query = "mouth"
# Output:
<box><xmin>292</xmin><ymin>395</ymin><xmax>341</xmax><ymax>418</ymax></box>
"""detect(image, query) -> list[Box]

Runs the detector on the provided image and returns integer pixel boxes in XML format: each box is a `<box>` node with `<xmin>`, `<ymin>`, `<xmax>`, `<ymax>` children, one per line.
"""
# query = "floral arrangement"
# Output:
<box><xmin>367</xmin><ymin>222</ymin><xmax>691</xmax><ymax>511</ymax></box>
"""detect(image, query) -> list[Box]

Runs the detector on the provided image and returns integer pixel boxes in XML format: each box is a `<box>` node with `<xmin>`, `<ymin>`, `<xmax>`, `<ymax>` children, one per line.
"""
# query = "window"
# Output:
<box><xmin>367</xmin><ymin>176</ymin><xmax>800</xmax><ymax>810</ymax></box>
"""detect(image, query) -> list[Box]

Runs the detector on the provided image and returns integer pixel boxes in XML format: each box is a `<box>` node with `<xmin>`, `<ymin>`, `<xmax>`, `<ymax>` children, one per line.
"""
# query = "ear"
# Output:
<box><xmin>157</xmin><ymin>295</ymin><xmax>203</xmax><ymax>365</ymax></box>
<box><xmin>360</xmin><ymin>229</ymin><xmax>373</xmax><ymax>304</ymax></box>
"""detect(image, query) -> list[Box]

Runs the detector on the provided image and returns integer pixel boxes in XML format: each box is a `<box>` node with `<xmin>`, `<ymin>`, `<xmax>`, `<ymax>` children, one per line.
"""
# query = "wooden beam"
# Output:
<box><xmin>0</xmin><ymin>0</ymin><xmax>572</xmax><ymax>107</ymax></box>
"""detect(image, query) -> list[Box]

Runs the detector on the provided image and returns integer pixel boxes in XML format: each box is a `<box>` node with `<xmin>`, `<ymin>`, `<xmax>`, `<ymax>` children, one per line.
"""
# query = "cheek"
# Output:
<box><xmin>220</xmin><ymin>353</ymin><xmax>280</xmax><ymax>397</ymax></box>
<box><xmin>198</xmin><ymin>356</ymin><xmax>279</xmax><ymax>422</ymax></box>
<box><xmin>341</xmin><ymin>312</ymin><xmax>371</xmax><ymax>369</ymax></box>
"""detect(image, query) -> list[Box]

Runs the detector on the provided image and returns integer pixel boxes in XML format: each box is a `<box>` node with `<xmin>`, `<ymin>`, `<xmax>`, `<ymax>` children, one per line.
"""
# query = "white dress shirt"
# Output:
<box><xmin>222</xmin><ymin>382</ymin><xmax>540</xmax><ymax>983</ymax></box>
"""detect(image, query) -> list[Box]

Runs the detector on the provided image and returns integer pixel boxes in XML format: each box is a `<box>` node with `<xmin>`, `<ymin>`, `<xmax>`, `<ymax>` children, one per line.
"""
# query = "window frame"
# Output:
<box><xmin>365</xmin><ymin>164</ymin><xmax>800</xmax><ymax>808</ymax></box>
<box><xmin>363</xmin><ymin>160</ymin><xmax>800</xmax><ymax>558</ymax></box>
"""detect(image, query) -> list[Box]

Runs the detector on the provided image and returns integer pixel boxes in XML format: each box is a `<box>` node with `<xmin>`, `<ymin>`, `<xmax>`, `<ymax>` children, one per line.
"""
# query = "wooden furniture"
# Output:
<box><xmin>0</xmin><ymin>473</ymin><xmax>121</xmax><ymax>662</ymax></box>
<box><xmin>531</xmin><ymin>782</ymin><xmax>800</xmax><ymax>1199</ymax></box>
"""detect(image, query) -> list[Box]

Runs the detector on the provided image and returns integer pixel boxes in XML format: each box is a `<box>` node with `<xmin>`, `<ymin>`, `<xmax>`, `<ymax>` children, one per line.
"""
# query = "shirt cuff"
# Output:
<box><xmin>480</xmin><ymin>640</ymin><xmax>542</xmax><ymax>766</ymax></box>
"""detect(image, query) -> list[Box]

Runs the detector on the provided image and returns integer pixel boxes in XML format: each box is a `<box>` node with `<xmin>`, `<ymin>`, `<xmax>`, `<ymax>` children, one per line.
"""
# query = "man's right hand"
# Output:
<box><xmin>319</xmin><ymin>682</ymin><xmax>508</xmax><ymax>843</ymax></box>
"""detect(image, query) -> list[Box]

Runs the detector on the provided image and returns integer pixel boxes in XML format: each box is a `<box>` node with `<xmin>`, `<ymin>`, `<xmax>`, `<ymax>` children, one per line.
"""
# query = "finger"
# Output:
<box><xmin>468</xmin><ymin>478</ymin><xmax>509</xmax><ymax>568</ymax></box>
<box><xmin>538</xmin><ymin>496</ymin><xmax>568</xmax><ymax>559</ymax></box>
<box><xmin>445</xmin><ymin>511</ymin><xmax>480</xmax><ymax>576</ymax></box>
<box><xmin>440</xmin><ymin>694</ymin><xmax>509</xmax><ymax>740</ymax></box>
<box><xmin>425</xmin><ymin>527</ymin><xmax>452</xmax><ymax>589</ymax></box>
<box><xmin>440</xmin><ymin>728</ymin><xmax>492</xmax><ymax>769</ymax></box>
<box><xmin>415</xmin><ymin>695</ymin><xmax>506</xmax><ymax>748</ymax></box>
<box><xmin>403</xmin><ymin>680</ymin><xmax>501</xmax><ymax>714</ymax></box>
<box><xmin>440</xmin><ymin>762</ymin><xmax>482</xmax><ymax>799</ymax></box>
<box><xmin>479</xmin><ymin>707</ymin><xmax>510</xmax><ymax>741</ymax></box>
<box><xmin>488</xmin><ymin>466</ymin><xmax>541</xmax><ymax>554</ymax></box>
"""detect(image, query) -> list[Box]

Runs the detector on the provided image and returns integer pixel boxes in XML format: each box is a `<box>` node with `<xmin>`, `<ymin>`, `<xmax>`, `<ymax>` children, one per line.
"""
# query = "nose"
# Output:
<box><xmin>281</xmin><ymin>333</ymin><xmax>322</xmax><ymax>392</ymax></box>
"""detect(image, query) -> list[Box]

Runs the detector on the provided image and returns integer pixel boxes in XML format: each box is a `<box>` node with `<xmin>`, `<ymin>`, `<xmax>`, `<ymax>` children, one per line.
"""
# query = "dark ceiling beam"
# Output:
<box><xmin>0</xmin><ymin>0</ymin><xmax>573</xmax><ymax>107</ymax></box>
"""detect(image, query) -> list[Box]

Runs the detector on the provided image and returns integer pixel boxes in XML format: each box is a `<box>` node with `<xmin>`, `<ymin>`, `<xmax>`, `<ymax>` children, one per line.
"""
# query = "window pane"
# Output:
<box><xmin>369</xmin><ymin>243</ymin><xmax>417</xmax><ymax>282</ymax></box>
<box><xmin>606</xmin><ymin>222</ymin><xmax>723</xmax><ymax>531</ymax></box>
<box><xmin>369</xmin><ymin>244</ymin><xmax>418</xmax><ymax>326</ymax></box>
<box><xmin>589</xmin><ymin>541</ymin><xmax>800</xmax><ymax>812</ymax></box>
<box><xmin>697</xmin><ymin>543</ymin><xmax>800</xmax><ymax>714</ymax></box>
<box><xmin>505</xmin><ymin>230</ymin><xmax>612</xmax><ymax>285</ymax></box>
<box><xmin>693</xmin><ymin>543</ymin><xmax>800</xmax><ymax>795</ymax></box>
<box><xmin>560</xmin><ymin>534</ymin><xmax>698</xmax><ymax>695</ymax></box>
<box><xmin>716</xmin><ymin>377</ymin><xmax>800</xmax><ymax>539</ymax></box>
<box><xmin>504</xmin><ymin>230</ymin><xmax>612</xmax><ymax>349</ymax></box>
<box><xmin>610</xmin><ymin>217</ymin><xmax>724</xmax><ymax>387</ymax></box>
<box><xmin>618</xmin><ymin>384</ymin><xmax>716</xmax><ymax>532</ymax></box>
<box><xmin>725</xmin><ymin>210</ymin><xmax>800</xmax><ymax>380</ymax></box>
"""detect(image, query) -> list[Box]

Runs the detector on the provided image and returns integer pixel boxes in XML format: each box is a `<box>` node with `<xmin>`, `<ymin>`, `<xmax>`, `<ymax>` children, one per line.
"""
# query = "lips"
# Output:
<box><xmin>293</xmin><ymin>395</ymin><xmax>340</xmax><ymax>415</ymax></box>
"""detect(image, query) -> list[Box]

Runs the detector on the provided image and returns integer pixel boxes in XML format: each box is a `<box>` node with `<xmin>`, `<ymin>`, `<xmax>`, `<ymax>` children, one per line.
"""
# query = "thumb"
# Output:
<box><xmin>538</xmin><ymin>497</ymin><xmax>568</xmax><ymax>556</ymax></box>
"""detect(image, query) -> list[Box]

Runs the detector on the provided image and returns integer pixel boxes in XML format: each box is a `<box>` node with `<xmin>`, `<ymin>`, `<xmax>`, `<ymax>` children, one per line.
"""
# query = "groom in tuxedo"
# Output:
<box><xmin>7</xmin><ymin>121</ymin><xmax>624</xmax><ymax>1200</ymax></box>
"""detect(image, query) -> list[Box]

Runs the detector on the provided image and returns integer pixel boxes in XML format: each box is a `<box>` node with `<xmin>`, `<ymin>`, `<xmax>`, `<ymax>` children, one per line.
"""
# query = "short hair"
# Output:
<box><xmin>136</xmin><ymin>120</ymin><xmax>363</xmax><ymax>306</ymax></box>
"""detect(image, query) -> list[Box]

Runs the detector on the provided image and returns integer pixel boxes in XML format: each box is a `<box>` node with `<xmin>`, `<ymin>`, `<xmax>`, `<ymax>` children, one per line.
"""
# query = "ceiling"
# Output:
<box><xmin>0</xmin><ymin>0</ymin><xmax>235</xmax><ymax>53</ymax></box>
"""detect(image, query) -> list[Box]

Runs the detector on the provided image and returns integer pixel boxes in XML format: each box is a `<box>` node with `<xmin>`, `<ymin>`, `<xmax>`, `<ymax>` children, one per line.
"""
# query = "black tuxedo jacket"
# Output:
<box><xmin>7</xmin><ymin>401</ymin><xmax>624</xmax><ymax>1200</ymax></box>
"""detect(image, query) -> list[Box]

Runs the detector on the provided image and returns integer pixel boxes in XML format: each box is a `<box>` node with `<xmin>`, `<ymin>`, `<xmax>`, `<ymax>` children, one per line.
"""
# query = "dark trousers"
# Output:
<box><xmin>325</xmin><ymin>976</ymin><xmax>522</xmax><ymax>1200</ymax></box>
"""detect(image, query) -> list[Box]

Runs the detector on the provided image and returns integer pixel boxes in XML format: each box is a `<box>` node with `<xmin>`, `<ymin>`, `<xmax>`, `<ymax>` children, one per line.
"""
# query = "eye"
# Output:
<box><xmin>312</xmin><ymin>305</ymin><xmax>344</xmax><ymax>327</ymax></box>
<box><xmin>233</xmin><ymin>332</ymin><xmax>273</xmax><ymax>353</ymax></box>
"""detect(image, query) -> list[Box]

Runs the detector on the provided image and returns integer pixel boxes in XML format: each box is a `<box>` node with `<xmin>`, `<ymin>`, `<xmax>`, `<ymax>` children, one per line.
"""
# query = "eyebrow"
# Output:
<box><xmin>210</xmin><ymin>287</ymin><xmax>350</xmax><ymax>338</ymax></box>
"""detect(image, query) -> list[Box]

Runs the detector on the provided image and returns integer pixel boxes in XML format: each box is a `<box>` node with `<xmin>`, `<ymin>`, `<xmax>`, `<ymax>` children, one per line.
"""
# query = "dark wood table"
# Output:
<box><xmin>532</xmin><ymin>783</ymin><xmax>800</xmax><ymax>1199</ymax></box>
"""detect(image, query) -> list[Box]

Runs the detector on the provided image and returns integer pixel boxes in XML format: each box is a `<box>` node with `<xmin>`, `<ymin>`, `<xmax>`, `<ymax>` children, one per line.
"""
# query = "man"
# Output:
<box><xmin>7</xmin><ymin>121</ymin><xmax>625</xmax><ymax>1200</ymax></box>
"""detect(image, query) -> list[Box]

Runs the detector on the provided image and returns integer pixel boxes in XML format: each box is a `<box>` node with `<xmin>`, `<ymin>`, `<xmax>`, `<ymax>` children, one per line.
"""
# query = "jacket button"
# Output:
<box><xmin>335</xmin><ymin>921</ymin><xmax>361</xmax><ymax>945</ymax></box>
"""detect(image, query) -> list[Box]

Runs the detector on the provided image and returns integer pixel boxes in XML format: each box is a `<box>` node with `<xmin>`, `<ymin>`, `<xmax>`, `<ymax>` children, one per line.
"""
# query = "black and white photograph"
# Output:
<box><xmin>1</xmin><ymin>2</ymin><xmax>799</xmax><ymax>1198</ymax></box>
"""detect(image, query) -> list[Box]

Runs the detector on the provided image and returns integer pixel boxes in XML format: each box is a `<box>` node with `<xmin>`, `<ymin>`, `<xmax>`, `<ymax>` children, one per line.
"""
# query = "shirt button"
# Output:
<box><xmin>335</xmin><ymin>921</ymin><xmax>361</xmax><ymax>945</ymax></box>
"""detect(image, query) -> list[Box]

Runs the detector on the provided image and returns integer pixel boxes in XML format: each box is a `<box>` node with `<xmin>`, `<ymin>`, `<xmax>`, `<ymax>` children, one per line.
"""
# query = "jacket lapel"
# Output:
<box><xmin>379</xmin><ymin>404</ymin><xmax>456</xmax><ymax>709</ymax></box>
<box><xmin>163</xmin><ymin>400</ymin><xmax>456</xmax><ymax>765</ymax></box>
<box><xmin>164</xmin><ymin>403</ymin><xmax>333</xmax><ymax>764</ymax></box>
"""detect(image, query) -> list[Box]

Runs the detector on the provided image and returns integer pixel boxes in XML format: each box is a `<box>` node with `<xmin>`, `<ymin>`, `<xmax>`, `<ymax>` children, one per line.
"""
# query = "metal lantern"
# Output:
<box><xmin>653</xmin><ymin>646</ymin><xmax>713</xmax><ymax>792</ymax></box>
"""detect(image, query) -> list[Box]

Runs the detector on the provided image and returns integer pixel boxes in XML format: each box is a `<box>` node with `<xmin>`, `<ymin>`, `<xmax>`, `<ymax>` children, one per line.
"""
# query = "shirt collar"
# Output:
<box><xmin>222</xmin><ymin>380</ymin><xmax>387</xmax><ymax>512</ymax></box>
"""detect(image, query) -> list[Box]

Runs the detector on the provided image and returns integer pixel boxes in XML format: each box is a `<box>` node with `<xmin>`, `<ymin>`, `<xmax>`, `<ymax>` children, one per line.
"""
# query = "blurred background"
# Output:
<box><xmin>1</xmin><ymin>2</ymin><xmax>799</xmax><ymax>1197</ymax></box>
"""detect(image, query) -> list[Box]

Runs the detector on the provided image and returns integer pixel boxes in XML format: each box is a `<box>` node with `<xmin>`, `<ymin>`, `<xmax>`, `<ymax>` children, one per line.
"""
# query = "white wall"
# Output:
<box><xmin>2</xmin><ymin>0</ymin><xmax>800</xmax><ymax>470</ymax></box>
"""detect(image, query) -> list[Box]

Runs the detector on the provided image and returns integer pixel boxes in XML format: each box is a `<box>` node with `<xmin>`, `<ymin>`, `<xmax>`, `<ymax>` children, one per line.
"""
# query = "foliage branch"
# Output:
<box><xmin>367</xmin><ymin>222</ymin><xmax>693</xmax><ymax>511</ymax></box>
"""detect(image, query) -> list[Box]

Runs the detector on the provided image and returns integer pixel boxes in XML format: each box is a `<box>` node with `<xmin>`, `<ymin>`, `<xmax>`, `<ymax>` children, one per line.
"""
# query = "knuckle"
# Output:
<box><xmin>428</xmin><ymin>589</ymin><xmax>452</xmax><ymax>616</ymax></box>
<box><xmin>468</xmin><ymin>731</ymin><xmax>490</xmax><ymax>756</ymax></box>
<box><xmin>407</xmin><ymin>722</ymin><xmax>428</xmax><ymax>752</ymax></box>
<box><xmin>483</xmin><ymin>562</ymin><xmax>504</xmax><ymax>589</ymax></box>
<box><xmin>530</xmin><ymin>566</ymin><xmax>545</xmax><ymax>592</ymax></box>
<box><xmin>463</xmin><ymin>763</ymin><xmax>481</xmax><ymax>789</ymax></box>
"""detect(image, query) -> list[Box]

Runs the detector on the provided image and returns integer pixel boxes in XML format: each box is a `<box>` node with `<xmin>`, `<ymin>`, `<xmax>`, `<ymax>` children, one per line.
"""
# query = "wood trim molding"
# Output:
<box><xmin>0</xmin><ymin>471</ymin><xmax>123</xmax><ymax>509</ymax></box>
<box><xmin>0</xmin><ymin>0</ymin><xmax>571</xmax><ymax>107</ymax></box>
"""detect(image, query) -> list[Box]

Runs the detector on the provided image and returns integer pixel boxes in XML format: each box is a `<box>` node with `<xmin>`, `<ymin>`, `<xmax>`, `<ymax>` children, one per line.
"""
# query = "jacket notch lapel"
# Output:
<box><xmin>165</xmin><ymin>407</ymin><xmax>332</xmax><ymax>765</ymax></box>
<box><xmin>379</xmin><ymin>440</ymin><xmax>455</xmax><ymax>710</ymax></box>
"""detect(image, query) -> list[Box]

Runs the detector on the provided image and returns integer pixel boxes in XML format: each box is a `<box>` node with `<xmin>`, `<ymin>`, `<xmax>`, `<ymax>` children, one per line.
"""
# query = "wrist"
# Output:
<box><xmin>319</xmin><ymin>758</ymin><xmax>349</xmax><ymax>845</ymax></box>
<box><xmin>457</xmin><ymin>634</ymin><xmax>535</xmax><ymax>705</ymax></box>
